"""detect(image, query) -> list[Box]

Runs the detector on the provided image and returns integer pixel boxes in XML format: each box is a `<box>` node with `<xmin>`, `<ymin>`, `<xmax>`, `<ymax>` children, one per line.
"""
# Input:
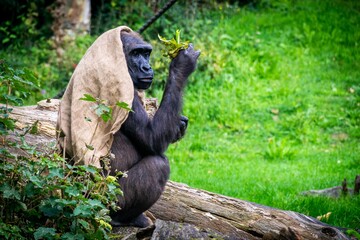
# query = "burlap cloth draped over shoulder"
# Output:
<box><xmin>56</xmin><ymin>26</ymin><xmax>134</xmax><ymax>168</ymax></box>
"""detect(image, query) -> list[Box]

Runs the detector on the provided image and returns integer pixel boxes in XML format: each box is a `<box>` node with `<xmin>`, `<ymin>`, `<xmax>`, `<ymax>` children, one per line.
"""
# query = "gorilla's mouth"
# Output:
<box><xmin>139</xmin><ymin>78</ymin><xmax>153</xmax><ymax>82</ymax></box>
<box><xmin>138</xmin><ymin>78</ymin><xmax>153</xmax><ymax>89</ymax></box>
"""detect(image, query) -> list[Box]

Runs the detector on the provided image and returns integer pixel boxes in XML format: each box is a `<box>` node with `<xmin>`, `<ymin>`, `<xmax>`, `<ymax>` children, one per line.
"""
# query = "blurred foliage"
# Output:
<box><xmin>0</xmin><ymin>0</ymin><xmax>54</xmax><ymax>49</ymax></box>
<box><xmin>0</xmin><ymin>60</ymin><xmax>39</xmax><ymax>107</ymax></box>
<box><xmin>0</xmin><ymin>0</ymin><xmax>234</xmax><ymax>100</ymax></box>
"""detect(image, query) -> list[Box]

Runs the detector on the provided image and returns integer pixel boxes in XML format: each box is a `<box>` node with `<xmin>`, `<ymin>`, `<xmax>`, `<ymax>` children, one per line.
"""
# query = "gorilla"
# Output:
<box><xmin>109</xmin><ymin>31</ymin><xmax>200</xmax><ymax>228</ymax></box>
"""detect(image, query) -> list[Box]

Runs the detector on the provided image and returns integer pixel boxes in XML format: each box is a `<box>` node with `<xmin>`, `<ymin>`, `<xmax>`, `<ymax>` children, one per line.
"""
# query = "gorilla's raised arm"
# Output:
<box><xmin>120</xmin><ymin>43</ymin><xmax>200</xmax><ymax>155</ymax></box>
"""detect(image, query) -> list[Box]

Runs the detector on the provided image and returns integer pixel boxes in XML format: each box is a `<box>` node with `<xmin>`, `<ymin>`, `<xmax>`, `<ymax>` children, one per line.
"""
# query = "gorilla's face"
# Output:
<box><xmin>121</xmin><ymin>32</ymin><xmax>154</xmax><ymax>90</ymax></box>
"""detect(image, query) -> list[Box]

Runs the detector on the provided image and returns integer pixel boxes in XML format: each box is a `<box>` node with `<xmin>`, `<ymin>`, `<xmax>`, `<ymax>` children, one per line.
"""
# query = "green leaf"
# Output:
<box><xmin>95</xmin><ymin>104</ymin><xmax>111</xmax><ymax>117</ymax></box>
<box><xmin>40</xmin><ymin>200</ymin><xmax>63</xmax><ymax>217</ymax></box>
<box><xmin>93</xmin><ymin>103</ymin><xmax>113</xmax><ymax>122</ymax></box>
<box><xmin>30</xmin><ymin>175</ymin><xmax>43</xmax><ymax>187</ymax></box>
<box><xmin>77</xmin><ymin>219</ymin><xmax>90</xmax><ymax>230</ymax></box>
<box><xmin>29</xmin><ymin>120</ymin><xmax>39</xmax><ymax>134</ymax></box>
<box><xmin>12</xmin><ymin>75</ymin><xmax>36</xmax><ymax>87</ymax></box>
<box><xmin>23</xmin><ymin>68</ymin><xmax>38</xmax><ymax>85</ymax></box>
<box><xmin>55</xmin><ymin>198</ymin><xmax>77</xmax><ymax>207</ymax></box>
<box><xmin>24</xmin><ymin>182</ymin><xmax>36</xmax><ymax>197</ymax></box>
<box><xmin>88</xmin><ymin>199</ymin><xmax>104</xmax><ymax>208</ymax></box>
<box><xmin>107</xmin><ymin>182</ymin><xmax>118</xmax><ymax>192</ymax></box>
<box><xmin>81</xmin><ymin>165</ymin><xmax>98</xmax><ymax>174</ymax></box>
<box><xmin>97</xmin><ymin>208</ymin><xmax>110</xmax><ymax>218</ymax></box>
<box><xmin>2</xmin><ymin>38</ymin><xmax>9</xmax><ymax>44</ymax></box>
<box><xmin>61</xmin><ymin>232</ymin><xmax>85</xmax><ymax>240</ymax></box>
<box><xmin>105</xmin><ymin>176</ymin><xmax>117</xmax><ymax>183</ymax></box>
<box><xmin>34</xmin><ymin>227</ymin><xmax>56</xmax><ymax>240</ymax></box>
<box><xmin>84</xmin><ymin>117</ymin><xmax>92</xmax><ymax>122</ymax></box>
<box><xmin>16</xmin><ymin>200</ymin><xmax>27</xmax><ymax>211</ymax></box>
<box><xmin>79</xmin><ymin>94</ymin><xmax>96</xmax><ymax>102</ymax></box>
<box><xmin>100</xmin><ymin>112</ymin><xmax>112</xmax><ymax>122</ymax></box>
<box><xmin>90</xmin><ymin>228</ymin><xmax>107</xmax><ymax>240</ymax></box>
<box><xmin>48</xmin><ymin>167</ymin><xmax>64</xmax><ymax>178</ymax></box>
<box><xmin>1</xmin><ymin>184</ymin><xmax>21</xmax><ymax>200</ymax></box>
<box><xmin>73</xmin><ymin>205</ymin><xmax>92</xmax><ymax>217</ymax></box>
<box><xmin>65</xmin><ymin>186</ymin><xmax>81</xmax><ymax>197</ymax></box>
<box><xmin>0</xmin><ymin>117</ymin><xmax>16</xmax><ymax>131</ymax></box>
<box><xmin>2</xmin><ymin>94</ymin><xmax>23</xmax><ymax>105</ymax></box>
<box><xmin>116</xmin><ymin>101</ymin><xmax>133</xmax><ymax>112</ymax></box>
<box><xmin>85</xmin><ymin>144</ymin><xmax>94</xmax><ymax>150</ymax></box>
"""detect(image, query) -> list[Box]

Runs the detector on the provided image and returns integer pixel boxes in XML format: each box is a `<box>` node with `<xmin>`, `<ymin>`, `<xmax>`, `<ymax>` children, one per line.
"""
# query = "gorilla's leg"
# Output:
<box><xmin>110</xmin><ymin>156</ymin><xmax>170</xmax><ymax>228</ymax></box>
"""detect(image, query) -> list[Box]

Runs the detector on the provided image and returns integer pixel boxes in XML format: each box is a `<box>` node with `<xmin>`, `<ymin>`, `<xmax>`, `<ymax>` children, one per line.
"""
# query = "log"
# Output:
<box><xmin>150</xmin><ymin>182</ymin><xmax>349</xmax><ymax>240</ymax></box>
<box><xmin>301</xmin><ymin>176</ymin><xmax>360</xmax><ymax>198</ymax></box>
<box><xmin>1</xmin><ymin>101</ymin><xmax>350</xmax><ymax>240</ymax></box>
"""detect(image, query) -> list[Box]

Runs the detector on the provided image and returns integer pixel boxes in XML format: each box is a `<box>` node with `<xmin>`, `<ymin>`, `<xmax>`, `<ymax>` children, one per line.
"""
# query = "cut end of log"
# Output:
<box><xmin>37</xmin><ymin>99</ymin><xmax>61</xmax><ymax>111</ymax></box>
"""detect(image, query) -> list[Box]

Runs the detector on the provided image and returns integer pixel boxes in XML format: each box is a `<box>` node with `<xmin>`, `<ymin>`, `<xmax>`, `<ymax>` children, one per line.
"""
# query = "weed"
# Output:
<box><xmin>264</xmin><ymin>137</ymin><xmax>296</xmax><ymax>161</ymax></box>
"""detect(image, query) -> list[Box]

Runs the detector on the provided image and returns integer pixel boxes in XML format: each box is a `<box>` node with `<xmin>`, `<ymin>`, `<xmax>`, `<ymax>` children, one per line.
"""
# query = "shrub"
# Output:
<box><xmin>0</xmin><ymin>61</ymin><xmax>122</xmax><ymax>239</ymax></box>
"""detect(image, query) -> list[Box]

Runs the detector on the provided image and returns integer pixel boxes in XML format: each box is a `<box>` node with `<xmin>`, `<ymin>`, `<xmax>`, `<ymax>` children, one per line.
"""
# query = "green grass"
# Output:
<box><xmin>164</xmin><ymin>0</ymin><xmax>360</xmax><ymax>229</ymax></box>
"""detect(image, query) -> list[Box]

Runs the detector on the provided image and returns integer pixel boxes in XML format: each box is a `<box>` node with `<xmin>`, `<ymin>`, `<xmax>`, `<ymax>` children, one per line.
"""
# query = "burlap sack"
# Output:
<box><xmin>57</xmin><ymin>26</ymin><xmax>134</xmax><ymax>168</ymax></box>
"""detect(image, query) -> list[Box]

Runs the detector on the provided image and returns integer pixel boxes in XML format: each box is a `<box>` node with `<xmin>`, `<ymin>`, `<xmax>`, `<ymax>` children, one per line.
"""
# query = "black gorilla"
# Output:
<box><xmin>109</xmin><ymin>31</ymin><xmax>200</xmax><ymax>228</ymax></box>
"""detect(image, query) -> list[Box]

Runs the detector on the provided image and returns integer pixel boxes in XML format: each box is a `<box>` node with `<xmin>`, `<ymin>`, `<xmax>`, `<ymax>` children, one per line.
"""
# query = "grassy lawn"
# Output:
<box><xmin>163</xmin><ymin>0</ymin><xmax>360</xmax><ymax>229</ymax></box>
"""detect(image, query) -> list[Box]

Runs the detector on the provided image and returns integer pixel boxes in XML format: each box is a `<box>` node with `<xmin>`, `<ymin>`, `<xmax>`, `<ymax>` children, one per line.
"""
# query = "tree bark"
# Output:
<box><xmin>50</xmin><ymin>0</ymin><xmax>91</xmax><ymax>60</ymax></box>
<box><xmin>149</xmin><ymin>182</ymin><xmax>349</xmax><ymax>239</ymax></box>
<box><xmin>1</xmin><ymin>101</ymin><xmax>350</xmax><ymax>240</ymax></box>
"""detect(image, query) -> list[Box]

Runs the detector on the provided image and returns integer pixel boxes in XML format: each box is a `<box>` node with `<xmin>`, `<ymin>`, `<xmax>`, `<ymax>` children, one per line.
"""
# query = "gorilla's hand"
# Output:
<box><xmin>170</xmin><ymin>44</ymin><xmax>200</xmax><ymax>86</ymax></box>
<box><xmin>172</xmin><ymin>115</ymin><xmax>189</xmax><ymax>143</ymax></box>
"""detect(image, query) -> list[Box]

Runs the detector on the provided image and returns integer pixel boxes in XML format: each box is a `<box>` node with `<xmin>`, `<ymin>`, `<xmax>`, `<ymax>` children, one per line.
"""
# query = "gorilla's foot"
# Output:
<box><xmin>131</xmin><ymin>213</ymin><xmax>153</xmax><ymax>228</ymax></box>
<box><xmin>111</xmin><ymin>213</ymin><xmax>153</xmax><ymax>228</ymax></box>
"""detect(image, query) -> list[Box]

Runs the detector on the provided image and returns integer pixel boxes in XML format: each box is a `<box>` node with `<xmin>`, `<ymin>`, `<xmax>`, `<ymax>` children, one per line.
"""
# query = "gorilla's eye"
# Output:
<box><xmin>143</xmin><ymin>52</ymin><xmax>150</xmax><ymax>59</ymax></box>
<box><xmin>131</xmin><ymin>50</ymin><xmax>139</xmax><ymax>56</ymax></box>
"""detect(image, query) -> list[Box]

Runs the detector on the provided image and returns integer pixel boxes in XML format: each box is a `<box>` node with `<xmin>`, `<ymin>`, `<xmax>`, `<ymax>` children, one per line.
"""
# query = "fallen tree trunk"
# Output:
<box><xmin>150</xmin><ymin>182</ymin><xmax>349</xmax><ymax>239</ymax></box>
<box><xmin>1</xmin><ymin>101</ymin><xmax>350</xmax><ymax>240</ymax></box>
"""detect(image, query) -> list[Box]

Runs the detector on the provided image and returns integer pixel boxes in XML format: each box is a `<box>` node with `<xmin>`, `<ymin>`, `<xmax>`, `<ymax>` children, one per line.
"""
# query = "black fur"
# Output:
<box><xmin>109</xmin><ymin>31</ymin><xmax>200</xmax><ymax>228</ymax></box>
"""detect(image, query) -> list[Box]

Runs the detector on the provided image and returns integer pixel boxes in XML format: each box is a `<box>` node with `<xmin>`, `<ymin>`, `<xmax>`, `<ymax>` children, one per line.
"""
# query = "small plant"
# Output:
<box><xmin>0</xmin><ymin>153</ymin><xmax>122</xmax><ymax>239</ymax></box>
<box><xmin>79</xmin><ymin>93</ymin><xmax>132</xmax><ymax>154</ymax></box>
<box><xmin>264</xmin><ymin>137</ymin><xmax>296</xmax><ymax>161</ymax></box>
<box><xmin>0</xmin><ymin>60</ymin><xmax>38</xmax><ymax>135</ymax></box>
<box><xmin>158</xmin><ymin>29</ymin><xmax>190</xmax><ymax>59</ymax></box>
<box><xmin>0</xmin><ymin>62</ymin><xmax>122</xmax><ymax>239</ymax></box>
<box><xmin>79</xmin><ymin>93</ymin><xmax>132</xmax><ymax>123</ymax></box>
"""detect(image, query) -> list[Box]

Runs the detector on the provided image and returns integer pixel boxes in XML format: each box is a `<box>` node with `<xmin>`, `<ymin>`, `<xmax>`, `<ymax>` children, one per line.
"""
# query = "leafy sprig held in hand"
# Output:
<box><xmin>158</xmin><ymin>29</ymin><xmax>189</xmax><ymax>59</ymax></box>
